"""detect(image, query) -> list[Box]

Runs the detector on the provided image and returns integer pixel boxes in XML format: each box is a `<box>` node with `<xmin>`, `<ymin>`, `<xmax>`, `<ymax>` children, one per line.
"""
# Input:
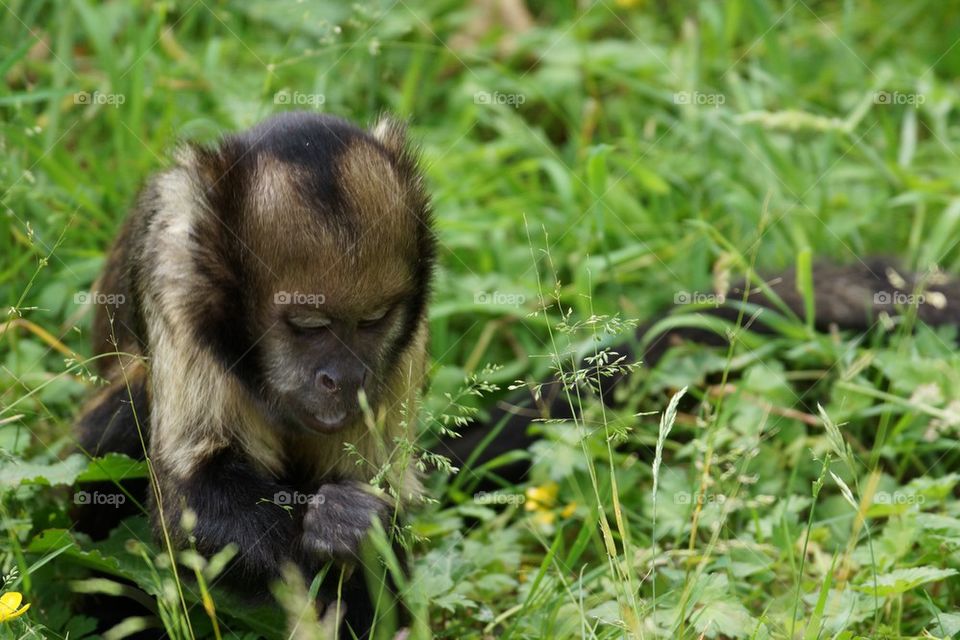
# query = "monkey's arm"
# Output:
<box><xmin>153</xmin><ymin>449</ymin><xmax>304</xmax><ymax>593</ymax></box>
<box><xmin>153</xmin><ymin>449</ymin><xmax>389</xmax><ymax>594</ymax></box>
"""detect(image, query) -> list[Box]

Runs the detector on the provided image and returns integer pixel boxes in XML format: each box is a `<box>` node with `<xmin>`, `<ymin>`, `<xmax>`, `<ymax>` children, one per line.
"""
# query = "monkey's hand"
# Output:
<box><xmin>300</xmin><ymin>481</ymin><xmax>390</xmax><ymax>562</ymax></box>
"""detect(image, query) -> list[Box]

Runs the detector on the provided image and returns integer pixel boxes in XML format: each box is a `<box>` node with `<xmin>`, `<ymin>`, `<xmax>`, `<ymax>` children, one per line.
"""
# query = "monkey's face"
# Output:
<box><xmin>202</xmin><ymin>113</ymin><xmax>434</xmax><ymax>435</ymax></box>
<box><xmin>261</xmin><ymin>294</ymin><xmax>410</xmax><ymax>434</ymax></box>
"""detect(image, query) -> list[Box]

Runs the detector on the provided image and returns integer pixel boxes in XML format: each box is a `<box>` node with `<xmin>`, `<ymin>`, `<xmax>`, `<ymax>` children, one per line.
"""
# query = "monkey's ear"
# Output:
<box><xmin>175</xmin><ymin>142</ymin><xmax>235</xmax><ymax>192</ymax></box>
<box><xmin>370</xmin><ymin>115</ymin><xmax>409</xmax><ymax>156</ymax></box>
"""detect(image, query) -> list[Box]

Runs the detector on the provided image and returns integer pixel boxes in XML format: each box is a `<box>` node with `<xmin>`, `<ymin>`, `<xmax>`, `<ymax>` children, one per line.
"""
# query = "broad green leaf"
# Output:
<box><xmin>0</xmin><ymin>453</ymin><xmax>88</xmax><ymax>487</ymax></box>
<box><xmin>691</xmin><ymin>599</ymin><xmax>756</xmax><ymax>638</ymax></box>
<box><xmin>856</xmin><ymin>567</ymin><xmax>958</xmax><ymax>597</ymax></box>
<box><xmin>77</xmin><ymin>452</ymin><xmax>149</xmax><ymax>482</ymax></box>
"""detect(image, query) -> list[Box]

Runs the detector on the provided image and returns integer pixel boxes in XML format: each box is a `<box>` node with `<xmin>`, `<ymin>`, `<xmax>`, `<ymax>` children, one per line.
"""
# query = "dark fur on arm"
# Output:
<box><xmin>72</xmin><ymin>368</ymin><xmax>151</xmax><ymax>539</ymax></box>
<box><xmin>152</xmin><ymin>448</ymin><xmax>302</xmax><ymax>595</ymax></box>
<box><xmin>152</xmin><ymin>448</ymin><xmax>398</xmax><ymax>635</ymax></box>
<box><xmin>75</xmin><ymin>367</ymin><xmax>150</xmax><ymax>460</ymax></box>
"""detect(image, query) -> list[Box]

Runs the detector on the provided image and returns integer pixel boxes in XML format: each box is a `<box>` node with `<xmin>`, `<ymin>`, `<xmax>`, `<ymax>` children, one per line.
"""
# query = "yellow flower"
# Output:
<box><xmin>526</xmin><ymin>483</ymin><xmax>565</xmax><ymax>528</ymax></box>
<box><xmin>524</xmin><ymin>482</ymin><xmax>558</xmax><ymax>511</ymax></box>
<box><xmin>0</xmin><ymin>591</ymin><xmax>30</xmax><ymax>623</ymax></box>
<box><xmin>560</xmin><ymin>502</ymin><xmax>577</xmax><ymax>518</ymax></box>
<box><xmin>532</xmin><ymin>510</ymin><xmax>556</xmax><ymax>526</ymax></box>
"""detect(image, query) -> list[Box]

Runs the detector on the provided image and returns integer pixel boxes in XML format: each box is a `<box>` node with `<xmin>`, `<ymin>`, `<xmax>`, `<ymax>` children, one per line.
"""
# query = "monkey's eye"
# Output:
<box><xmin>287</xmin><ymin>313</ymin><xmax>331</xmax><ymax>333</ymax></box>
<box><xmin>357</xmin><ymin>306</ymin><xmax>390</xmax><ymax>329</ymax></box>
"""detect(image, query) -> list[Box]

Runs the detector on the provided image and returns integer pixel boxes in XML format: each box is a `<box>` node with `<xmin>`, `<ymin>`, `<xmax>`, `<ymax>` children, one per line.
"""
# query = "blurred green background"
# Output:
<box><xmin>4</xmin><ymin>1</ymin><xmax>960</xmax><ymax>638</ymax></box>
<box><xmin>5</xmin><ymin>0</ymin><xmax>960</xmax><ymax>391</ymax></box>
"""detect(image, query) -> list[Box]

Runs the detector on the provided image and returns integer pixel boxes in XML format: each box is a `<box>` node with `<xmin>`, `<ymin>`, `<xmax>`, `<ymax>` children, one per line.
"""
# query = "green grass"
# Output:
<box><xmin>3</xmin><ymin>0</ymin><xmax>960</xmax><ymax>637</ymax></box>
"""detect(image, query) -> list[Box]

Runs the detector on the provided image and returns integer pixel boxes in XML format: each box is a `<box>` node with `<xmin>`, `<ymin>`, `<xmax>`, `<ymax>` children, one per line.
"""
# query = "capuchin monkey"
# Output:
<box><xmin>74</xmin><ymin>111</ymin><xmax>434</xmax><ymax>637</ymax></box>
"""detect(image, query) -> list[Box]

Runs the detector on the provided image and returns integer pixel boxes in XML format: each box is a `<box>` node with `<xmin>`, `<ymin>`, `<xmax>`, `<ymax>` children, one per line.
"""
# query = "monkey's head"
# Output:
<box><xmin>181</xmin><ymin>112</ymin><xmax>434</xmax><ymax>435</ymax></box>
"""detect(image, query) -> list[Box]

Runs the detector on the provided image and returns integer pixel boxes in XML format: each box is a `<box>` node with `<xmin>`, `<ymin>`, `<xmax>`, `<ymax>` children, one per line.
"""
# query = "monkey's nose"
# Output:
<box><xmin>315</xmin><ymin>369</ymin><xmax>341</xmax><ymax>394</ymax></box>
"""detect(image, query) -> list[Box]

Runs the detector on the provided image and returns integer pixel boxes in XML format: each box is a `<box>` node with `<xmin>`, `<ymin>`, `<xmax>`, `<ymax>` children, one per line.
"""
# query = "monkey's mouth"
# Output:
<box><xmin>294</xmin><ymin>407</ymin><xmax>352</xmax><ymax>434</ymax></box>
